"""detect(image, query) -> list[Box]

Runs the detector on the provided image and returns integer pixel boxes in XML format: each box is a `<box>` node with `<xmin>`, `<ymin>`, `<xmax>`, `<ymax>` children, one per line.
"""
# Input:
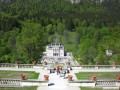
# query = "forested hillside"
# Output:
<box><xmin>0</xmin><ymin>0</ymin><xmax>120</xmax><ymax>64</ymax></box>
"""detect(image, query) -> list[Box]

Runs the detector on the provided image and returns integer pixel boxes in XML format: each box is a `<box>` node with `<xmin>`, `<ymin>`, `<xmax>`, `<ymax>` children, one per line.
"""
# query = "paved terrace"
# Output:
<box><xmin>0</xmin><ymin>64</ymin><xmax>120</xmax><ymax>90</ymax></box>
<box><xmin>0</xmin><ymin>64</ymin><xmax>80</xmax><ymax>90</ymax></box>
<box><xmin>36</xmin><ymin>69</ymin><xmax>80</xmax><ymax>90</ymax></box>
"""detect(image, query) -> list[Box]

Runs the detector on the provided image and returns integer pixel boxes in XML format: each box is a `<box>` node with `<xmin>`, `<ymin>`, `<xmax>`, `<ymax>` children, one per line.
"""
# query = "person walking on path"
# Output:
<box><xmin>67</xmin><ymin>69</ymin><xmax>70</xmax><ymax>74</ymax></box>
<box><xmin>63</xmin><ymin>70</ymin><xmax>66</xmax><ymax>79</ymax></box>
<box><xmin>56</xmin><ymin>66</ymin><xmax>60</xmax><ymax>75</ymax></box>
<box><xmin>59</xmin><ymin>69</ymin><xmax>63</xmax><ymax>77</ymax></box>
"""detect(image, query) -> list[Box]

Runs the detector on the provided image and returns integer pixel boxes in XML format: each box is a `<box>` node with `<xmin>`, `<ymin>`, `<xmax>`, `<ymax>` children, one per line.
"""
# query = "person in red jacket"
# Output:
<box><xmin>56</xmin><ymin>66</ymin><xmax>60</xmax><ymax>75</ymax></box>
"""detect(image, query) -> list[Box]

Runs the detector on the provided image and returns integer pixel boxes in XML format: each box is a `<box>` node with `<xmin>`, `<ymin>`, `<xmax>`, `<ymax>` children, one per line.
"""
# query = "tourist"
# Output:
<box><xmin>60</xmin><ymin>66</ymin><xmax>62</xmax><ymax>70</ymax></box>
<box><xmin>59</xmin><ymin>69</ymin><xmax>63</xmax><ymax>77</ymax></box>
<box><xmin>56</xmin><ymin>66</ymin><xmax>60</xmax><ymax>75</ymax></box>
<box><xmin>53</xmin><ymin>67</ymin><xmax>56</xmax><ymax>70</ymax></box>
<box><xmin>50</xmin><ymin>69</ymin><xmax>52</xmax><ymax>74</ymax></box>
<box><xmin>63</xmin><ymin>70</ymin><xmax>66</xmax><ymax>79</ymax></box>
<box><xmin>67</xmin><ymin>69</ymin><xmax>70</xmax><ymax>74</ymax></box>
<box><xmin>70</xmin><ymin>67</ymin><xmax>72</xmax><ymax>70</ymax></box>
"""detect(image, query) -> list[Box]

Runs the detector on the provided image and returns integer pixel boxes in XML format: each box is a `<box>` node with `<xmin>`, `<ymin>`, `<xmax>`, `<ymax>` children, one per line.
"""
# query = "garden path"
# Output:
<box><xmin>37</xmin><ymin>68</ymin><xmax>80</xmax><ymax>90</ymax></box>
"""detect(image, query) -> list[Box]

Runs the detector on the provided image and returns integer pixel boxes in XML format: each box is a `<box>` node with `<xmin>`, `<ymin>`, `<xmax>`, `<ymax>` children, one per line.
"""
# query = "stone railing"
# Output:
<box><xmin>71</xmin><ymin>65</ymin><xmax>120</xmax><ymax>70</ymax></box>
<box><xmin>0</xmin><ymin>79</ymin><xmax>48</xmax><ymax>87</ymax></box>
<box><xmin>68</xmin><ymin>80</ymin><xmax>95</xmax><ymax>87</ymax></box>
<box><xmin>1</xmin><ymin>63</ymin><xmax>120</xmax><ymax>70</ymax></box>
<box><xmin>0</xmin><ymin>63</ymin><xmax>43</xmax><ymax>69</ymax></box>
<box><xmin>0</xmin><ymin>79</ymin><xmax>21</xmax><ymax>87</ymax></box>
<box><xmin>96</xmin><ymin>80</ymin><xmax>120</xmax><ymax>87</ymax></box>
<box><xmin>46</xmin><ymin>63</ymin><xmax>65</xmax><ymax>69</ymax></box>
<box><xmin>21</xmin><ymin>79</ymin><xmax>48</xmax><ymax>86</ymax></box>
<box><xmin>68</xmin><ymin>80</ymin><xmax>120</xmax><ymax>87</ymax></box>
<box><xmin>0</xmin><ymin>63</ymin><xmax>16</xmax><ymax>68</ymax></box>
<box><xmin>18</xmin><ymin>64</ymin><xmax>33</xmax><ymax>68</ymax></box>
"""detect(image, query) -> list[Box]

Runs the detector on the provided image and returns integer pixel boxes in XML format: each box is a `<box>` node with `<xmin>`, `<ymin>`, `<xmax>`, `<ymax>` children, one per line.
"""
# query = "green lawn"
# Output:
<box><xmin>0</xmin><ymin>70</ymin><xmax>39</xmax><ymax>79</ymax></box>
<box><xmin>76</xmin><ymin>72</ymin><xmax>120</xmax><ymax>80</ymax></box>
<box><xmin>80</xmin><ymin>87</ymin><xmax>103</xmax><ymax>90</ymax></box>
<box><xmin>0</xmin><ymin>87</ymin><xmax>37</xmax><ymax>90</ymax></box>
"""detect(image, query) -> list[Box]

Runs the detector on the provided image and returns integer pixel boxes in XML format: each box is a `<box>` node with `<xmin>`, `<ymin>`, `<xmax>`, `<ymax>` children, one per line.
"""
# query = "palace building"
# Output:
<box><xmin>42</xmin><ymin>34</ymin><xmax>76</xmax><ymax>66</ymax></box>
<box><xmin>43</xmin><ymin>43</ymin><xmax>64</xmax><ymax>58</ymax></box>
<box><xmin>42</xmin><ymin>42</ymin><xmax>74</xmax><ymax>64</ymax></box>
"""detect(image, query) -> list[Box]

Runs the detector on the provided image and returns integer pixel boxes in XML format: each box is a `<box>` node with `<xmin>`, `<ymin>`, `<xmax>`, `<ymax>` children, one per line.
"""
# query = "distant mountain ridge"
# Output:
<box><xmin>1</xmin><ymin>0</ymin><xmax>120</xmax><ymax>3</ymax></box>
<box><xmin>69</xmin><ymin>0</ymin><xmax>120</xmax><ymax>3</ymax></box>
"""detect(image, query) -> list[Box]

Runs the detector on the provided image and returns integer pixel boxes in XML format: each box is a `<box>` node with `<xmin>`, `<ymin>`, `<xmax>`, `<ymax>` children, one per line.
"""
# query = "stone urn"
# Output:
<box><xmin>44</xmin><ymin>61</ymin><xmax>47</xmax><ymax>65</ymax></box>
<box><xmin>68</xmin><ymin>75</ymin><xmax>73</xmax><ymax>81</ymax></box>
<box><xmin>116</xmin><ymin>75</ymin><xmax>120</xmax><ymax>80</ymax></box>
<box><xmin>20</xmin><ymin>74</ymin><xmax>25</xmax><ymax>80</ymax></box>
<box><xmin>90</xmin><ymin>75</ymin><xmax>96</xmax><ymax>81</ymax></box>
<box><xmin>79</xmin><ymin>62</ymin><xmax>82</xmax><ymax>66</ymax></box>
<box><xmin>67</xmin><ymin>62</ymin><xmax>70</xmax><ymax>66</ymax></box>
<box><xmin>44</xmin><ymin>75</ymin><xmax>49</xmax><ymax>80</ymax></box>
<box><xmin>15</xmin><ymin>61</ymin><xmax>19</xmax><ymax>64</ymax></box>
<box><xmin>32</xmin><ymin>60</ymin><xmax>36</xmax><ymax>65</ymax></box>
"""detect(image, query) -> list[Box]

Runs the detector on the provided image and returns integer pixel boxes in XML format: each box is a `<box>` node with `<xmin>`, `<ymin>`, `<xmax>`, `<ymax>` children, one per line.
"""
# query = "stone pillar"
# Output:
<box><xmin>95</xmin><ymin>66</ymin><xmax>99</xmax><ymax>69</ymax></box>
<box><xmin>95</xmin><ymin>62</ymin><xmax>99</xmax><ymax>69</ymax></box>
<box><xmin>15</xmin><ymin>61</ymin><xmax>19</xmax><ymax>68</ymax></box>
<box><xmin>113</xmin><ymin>61</ymin><xmax>116</xmax><ymax>69</ymax></box>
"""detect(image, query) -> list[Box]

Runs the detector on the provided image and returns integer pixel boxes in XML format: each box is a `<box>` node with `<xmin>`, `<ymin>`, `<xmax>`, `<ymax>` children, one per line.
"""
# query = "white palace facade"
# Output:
<box><xmin>42</xmin><ymin>43</ymin><xmax>73</xmax><ymax>64</ymax></box>
<box><xmin>44</xmin><ymin>43</ymin><xmax>64</xmax><ymax>58</ymax></box>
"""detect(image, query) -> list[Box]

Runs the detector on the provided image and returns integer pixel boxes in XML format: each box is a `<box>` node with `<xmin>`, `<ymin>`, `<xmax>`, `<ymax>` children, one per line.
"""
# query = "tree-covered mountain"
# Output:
<box><xmin>0</xmin><ymin>0</ymin><xmax>120</xmax><ymax>64</ymax></box>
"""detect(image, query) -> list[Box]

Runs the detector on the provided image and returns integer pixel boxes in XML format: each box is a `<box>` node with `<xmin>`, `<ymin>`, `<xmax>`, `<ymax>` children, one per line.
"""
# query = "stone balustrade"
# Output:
<box><xmin>0</xmin><ymin>63</ymin><xmax>120</xmax><ymax>70</ymax></box>
<box><xmin>0</xmin><ymin>79</ymin><xmax>48</xmax><ymax>87</ymax></box>
<box><xmin>18</xmin><ymin>64</ymin><xmax>33</xmax><ymax>68</ymax></box>
<box><xmin>71</xmin><ymin>65</ymin><xmax>120</xmax><ymax>70</ymax></box>
<box><xmin>0</xmin><ymin>63</ymin><xmax>42</xmax><ymax>69</ymax></box>
<box><xmin>0</xmin><ymin>63</ymin><xmax>16</xmax><ymax>68</ymax></box>
<box><xmin>96</xmin><ymin>80</ymin><xmax>120</xmax><ymax>87</ymax></box>
<box><xmin>0</xmin><ymin>79</ymin><xmax>21</xmax><ymax>87</ymax></box>
<box><xmin>21</xmin><ymin>79</ymin><xmax>48</xmax><ymax>86</ymax></box>
<box><xmin>68</xmin><ymin>80</ymin><xmax>96</xmax><ymax>87</ymax></box>
<box><xmin>68</xmin><ymin>80</ymin><xmax>120</xmax><ymax>87</ymax></box>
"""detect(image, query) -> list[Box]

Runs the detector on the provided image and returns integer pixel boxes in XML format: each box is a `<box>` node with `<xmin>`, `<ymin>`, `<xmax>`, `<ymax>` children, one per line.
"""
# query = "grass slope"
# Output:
<box><xmin>81</xmin><ymin>87</ymin><xmax>103</xmax><ymax>90</ymax></box>
<box><xmin>76</xmin><ymin>72</ymin><xmax>120</xmax><ymax>80</ymax></box>
<box><xmin>0</xmin><ymin>87</ymin><xmax>37</xmax><ymax>90</ymax></box>
<box><xmin>0</xmin><ymin>70</ymin><xmax>39</xmax><ymax>79</ymax></box>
